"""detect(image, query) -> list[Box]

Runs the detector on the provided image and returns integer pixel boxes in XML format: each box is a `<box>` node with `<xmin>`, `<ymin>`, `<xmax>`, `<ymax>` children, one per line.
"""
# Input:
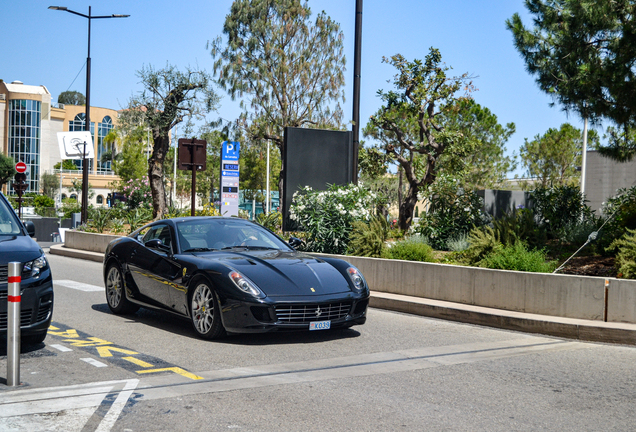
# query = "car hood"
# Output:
<box><xmin>0</xmin><ymin>235</ymin><xmax>42</xmax><ymax>264</ymax></box>
<box><xmin>193</xmin><ymin>250</ymin><xmax>351</xmax><ymax>297</ymax></box>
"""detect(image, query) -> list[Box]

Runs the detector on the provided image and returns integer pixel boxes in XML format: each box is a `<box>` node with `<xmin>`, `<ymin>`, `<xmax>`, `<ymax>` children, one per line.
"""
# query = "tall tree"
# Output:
<box><xmin>103</xmin><ymin>128</ymin><xmax>148</xmax><ymax>184</ymax></box>
<box><xmin>0</xmin><ymin>153</ymin><xmax>16</xmax><ymax>189</ymax></box>
<box><xmin>507</xmin><ymin>1</ymin><xmax>636</xmax><ymax>125</ymax></box>
<box><xmin>507</xmin><ymin>1</ymin><xmax>636</xmax><ymax>162</ymax></box>
<box><xmin>366</xmin><ymin>49</ymin><xmax>475</xmax><ymax>230</ymax></box>
<box><xmin>57</xmin><ymin>91</ymin><xmax>86</xmax><ymax>106</ymax></box>
<box><xmin>519</xmin><ymin>123</ymin><xmax>598</xmax><ymax>188</ymax></box>
<box><xmin>40</xmin><ymin>172</ymin><xmax>59</xmax><ymax>199</ymax></box>
<box><xmin>129</xmin><ymin>64</ymin><xmax>219</xmax><ymax>219</ymax></box>
<box><xmin>439</xmin><ymin>99</ymin><xmax>516</xmax><ymax>189</ymax></box>
<box><xmin>209</xmin><ymin>0</ymin><xmax>346</xmax><ymax>198</ymax></box>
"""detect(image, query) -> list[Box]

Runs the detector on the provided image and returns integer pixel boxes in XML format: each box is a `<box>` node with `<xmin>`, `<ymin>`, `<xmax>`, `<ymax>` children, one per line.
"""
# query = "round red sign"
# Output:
<box><xmin>15</xmin><ymin>162</ymin><xmax>27</xmax><ymax>173</ymax></box>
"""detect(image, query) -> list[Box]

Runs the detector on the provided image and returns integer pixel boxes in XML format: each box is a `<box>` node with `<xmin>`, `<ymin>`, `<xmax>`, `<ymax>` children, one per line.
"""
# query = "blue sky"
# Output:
<box><xmin>3</xmin><ymin>0</ymin><xmax>584</xmax><ymax>178</ymax></box>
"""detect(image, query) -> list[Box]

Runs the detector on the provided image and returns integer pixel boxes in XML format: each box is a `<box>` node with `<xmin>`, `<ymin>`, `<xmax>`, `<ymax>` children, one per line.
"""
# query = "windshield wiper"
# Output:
<box><xmin>183</xmin><ymin>247</ymin><xmax>217</xmax><ymax>252</ymax></box>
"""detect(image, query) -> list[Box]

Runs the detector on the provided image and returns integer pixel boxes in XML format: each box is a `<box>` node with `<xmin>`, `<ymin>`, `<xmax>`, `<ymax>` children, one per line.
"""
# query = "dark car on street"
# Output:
<box><xmin>103</xmin><ymin>217</ymin><xmax>369</xmax><ymax>339</ymax></box>
<box><xmin>0</xmin><ymin>193</ymin><xmax>54</xmax><ymax>345</ymax></box>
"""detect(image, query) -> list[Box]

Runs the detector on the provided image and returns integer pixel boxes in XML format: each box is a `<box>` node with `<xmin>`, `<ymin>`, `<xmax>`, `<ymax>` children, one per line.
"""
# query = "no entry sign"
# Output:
<box><xmin>15</xmin><ymin>162</ymin><xmax>26</xmax><ymax>173</ymax></box>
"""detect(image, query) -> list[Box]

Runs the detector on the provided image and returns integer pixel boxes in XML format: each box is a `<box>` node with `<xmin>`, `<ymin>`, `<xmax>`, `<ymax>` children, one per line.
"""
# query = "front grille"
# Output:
<box><xmin>275</xmin><ymin>302</ymin><xmax>352</xmax><ymax>323</ymax></box>
<box><xmin>0</xmin><ymin>265</ymin><xmax>31</xmax><ymax>283</ymax></box>
<box><xmin>0</xmin><ymin>309</ymin><xmax>34</xmax><ymax>330</ymax></box>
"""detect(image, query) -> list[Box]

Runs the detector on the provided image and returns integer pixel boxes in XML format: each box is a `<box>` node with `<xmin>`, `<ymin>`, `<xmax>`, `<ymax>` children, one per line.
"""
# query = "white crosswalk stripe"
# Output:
<box><xmin>54</xmin><ymin>279</ymin><xmax>103</xmax><ymax>292</ymax></box>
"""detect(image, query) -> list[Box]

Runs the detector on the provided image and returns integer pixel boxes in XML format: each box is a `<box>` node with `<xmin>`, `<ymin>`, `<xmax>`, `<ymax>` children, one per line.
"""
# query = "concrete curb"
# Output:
<box><xmin>47</xmin><ymin>244</ymin><xmax>636</xmax><ymax>345</ymax></box>
<box><xmin>371</xmin><ymin>292</ymin><xmax>636</xmax><ymax>346</ymax></box>
<box><xmin>49</xmin><ymin>244</ymin><xmax>104</xmax><ymax>262</ymax></box>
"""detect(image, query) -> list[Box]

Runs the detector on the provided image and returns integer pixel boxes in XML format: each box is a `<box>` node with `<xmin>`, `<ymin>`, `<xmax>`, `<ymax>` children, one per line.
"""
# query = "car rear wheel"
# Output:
<box><xmin>190</xmin><ymin>279</ymin><xmax>225</xmax><ymax>339</ymax></box>
<box><xmin>106</xmin><ymin>263</ymin><xmax>139</xmax><ymax>315</ymax></box>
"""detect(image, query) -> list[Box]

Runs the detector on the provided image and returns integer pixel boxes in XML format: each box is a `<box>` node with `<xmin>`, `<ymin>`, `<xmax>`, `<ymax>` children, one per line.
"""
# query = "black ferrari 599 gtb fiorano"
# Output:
<box><xmin>103</xmin><ymin>217</ymin><xmax>369</xmax><ymax>339</ymax></box>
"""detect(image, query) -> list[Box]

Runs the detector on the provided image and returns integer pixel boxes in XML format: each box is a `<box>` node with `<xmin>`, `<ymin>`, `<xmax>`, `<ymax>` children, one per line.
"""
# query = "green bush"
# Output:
<box><xmin>412</xmin><ymin>177</ymin><xmax>489</xmax><ymax>250</ymax></box>
<box><xmin>462</xmin><ymin>226</ymin><xmax>503</xmax><ymax>265</ymax></box>
<box><xmin>492</xmin><ymin>208</ymin><xmax>546</xmax><ymax>250</ymax></box>
<box><xmin>529</xmin><ymin>185</ymin><xmax>593</xmax><ymax>238</ymax></box>
<box><xmin>289</xmin><ymin>183</ymin><xmax>377</xmax><ymax>254</ymax></box>
<box><xmin>606</xmin><ymin>228</ymin><xmax>636</xmax><ymax>279</ymax></box>
<box><xmin>347</xmin><ymin>216</ymin><xmax>389</xmax><ymax>257</ymax></box>
<box><xmin>446</xmin><ymin>232</ymin><xmax>470</xmax><ymax>252</ymax></box>
<box><xmin>256</xmin><ymin>211</ymin><xmax>282</xmax><ymax>234</ymax></box>
<box><xmin>60</xmin><ymin>198</ymin><xmax>82</xmax><ymax>219</ymax></box>
<box><xmin>382</xmin><ymin>237</ymin><xmax>435</xmax><ymax>262</ymax></box>
<box><xmin>477</xmin><ymin>242</ymin><xmax>557</xmax><ymax>273</ymax></box>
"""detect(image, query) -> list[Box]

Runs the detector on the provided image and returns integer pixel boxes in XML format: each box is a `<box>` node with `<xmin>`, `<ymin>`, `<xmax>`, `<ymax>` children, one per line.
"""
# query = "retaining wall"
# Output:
<box><xmin>318</xmin><ymin>254</ymin><xmax>636</xmax><ymax>325</ymax></box>
<box><xmin>65</xmin><ymin>230</ymin><xmax>122</xmax><ymax>254</ymax></box>
<box><xmin>61</xmin><ymin>230</ymin><xmax>636</xmax><ymax>325</ymax></box>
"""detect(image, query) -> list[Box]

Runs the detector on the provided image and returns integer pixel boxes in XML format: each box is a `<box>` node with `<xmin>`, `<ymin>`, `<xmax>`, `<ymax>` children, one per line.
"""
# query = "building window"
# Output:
<box><xmin>70</xmin><ymin>194</ymin><xmax>77</xmax><ymax>201</ymax></box>
<box><xmin>97</xmin><ymin>116</ymin><xmax>114</xmax><ymax>173</ymax></box>
<box><xmin>96</xmin><ymin>195</ymin><xmax>104</xmax><ymax>205</ymax></box>
<box><xmin>69</xmin><ymin>113</ymin><xmax>94</xmax><ymax>172</ymax></box>
<box><xmin>8</xmin><ymin>99</ymin><xmax>41</xmax><ymax>193</ymax></box>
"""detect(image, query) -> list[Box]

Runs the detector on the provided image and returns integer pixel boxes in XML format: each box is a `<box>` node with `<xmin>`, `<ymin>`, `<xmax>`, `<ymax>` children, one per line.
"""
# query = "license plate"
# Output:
<box><xmin>309</xmin><ymin>320</ymin><xmax>331</xmax><ymax>331</ymax></box>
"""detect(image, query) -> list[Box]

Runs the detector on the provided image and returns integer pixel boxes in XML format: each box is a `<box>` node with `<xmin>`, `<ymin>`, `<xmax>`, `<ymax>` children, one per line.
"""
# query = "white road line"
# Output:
<box><xmin>81</xmin><ymin>358</ymin><xmax>108</xmax><ymax>368</ymax></box>
<box><xmin>54</xmin><ymin>279</ymin><xmax>104</xmax><ymax>292</ymax></box>
<box><xmin>95</xmin><ymin>379</ymin><xmax>139</xmax><ymax>432</ymax></box>
<box><xmin>0</xmin><ymin>379</ymin><xmax>139</xmax><ymax>432</ymax></box>
<box><xmin>49</xmin><ymin>344</ymin><xmax>72</xmax><ymax>352</ymax></box>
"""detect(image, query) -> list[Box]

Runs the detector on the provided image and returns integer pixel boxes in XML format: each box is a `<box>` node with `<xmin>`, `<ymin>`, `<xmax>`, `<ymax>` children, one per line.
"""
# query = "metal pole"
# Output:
<box><xmin>266</xmin><ymin>140</ymin><xmax>270</xmax><ymax>214</ymax></box>
<box><xmin>173</xmin><ymin>125</ymin><xmax>177</xmax><ymax>206</ymax></box>
<box><xmin>191</xmin><ymin>145</ymin><xmax>196</xmax><ymax>217</ymax></box>
<box><xmin>581</xmin><ymin>117</ymin><xmax>588</xmax><ymax>197</ymax></box>
<box><xmin>7</xmin><ymin>262</ymin><xmax>22</xmax><ymax>386</ymax></box>
<box><xmin>81</xmin><ymin>6</ymin><xmax>92</xmax><ymax>224</ymax></box>
<box><xmin>351</xmin><ymin>0</ymin><xmax>363</xmax><ymax>184</ymax></box>
<box><xmin>58</xmin><ymin>170</ymin><xmax>63</xmax><ymax>208</ymax></box>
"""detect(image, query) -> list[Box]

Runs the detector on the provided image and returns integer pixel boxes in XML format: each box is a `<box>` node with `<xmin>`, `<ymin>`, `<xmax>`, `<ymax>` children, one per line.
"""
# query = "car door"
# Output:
<box><xmin>127</xmin><ymin>224</ymin><xmax>181</xmax><ymax>307</ymax></box>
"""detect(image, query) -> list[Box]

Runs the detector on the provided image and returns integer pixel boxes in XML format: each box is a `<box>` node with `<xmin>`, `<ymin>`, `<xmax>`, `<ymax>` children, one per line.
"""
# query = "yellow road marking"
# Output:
<box><xmin>122</xmin><ymin>356</ymin><xmax>154</xmax><ymax>368</ymax></box>
<box><xmin>96</xmin><ymin>346</ymin><xmax>139</xmax><ymax>357</ymax></box>
<box><xmin>50</xmin><ymin>329</ymin><xmax>80</xmax><ymax>338</ymax></box>
<box><xmin>136</xmin><ymin>367</ymin><xmax>203</xmax><ymax>380</ymax></box>
<box><xmin>64</xmin><ymin>337</ymin><xmax>112</xmax><ymax>347</ymax></box>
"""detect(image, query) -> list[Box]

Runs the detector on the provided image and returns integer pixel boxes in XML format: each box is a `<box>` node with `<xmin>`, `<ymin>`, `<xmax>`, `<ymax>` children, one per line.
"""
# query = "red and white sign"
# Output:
<box><xmin>15</xmin><ymin>162</ymin><xmax>27</xmax><ymax>173</ymax></box>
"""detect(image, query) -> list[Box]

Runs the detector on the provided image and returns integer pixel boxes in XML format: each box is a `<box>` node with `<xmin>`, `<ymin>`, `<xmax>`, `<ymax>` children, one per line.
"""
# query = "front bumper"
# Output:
<box><xmin>219</xmin><ymin>293</ymin><xmax>369</xmax><ymax>334</ymax></box>
<box><xmin>0</xmin><ymin>272</ymin><xmax>54</xmax><ymax>337</ymax></box>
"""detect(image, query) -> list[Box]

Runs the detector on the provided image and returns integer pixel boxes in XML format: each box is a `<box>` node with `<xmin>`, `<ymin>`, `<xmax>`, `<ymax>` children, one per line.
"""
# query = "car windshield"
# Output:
<box><xmin>0</xmin><ymin>195</ymin><xmax>22</xmax><ymax>235</ymax></box>
<box><xmin>176</xmin><ymin>219</ymin><xmax>291</xmax><ymax>253</ymax></box>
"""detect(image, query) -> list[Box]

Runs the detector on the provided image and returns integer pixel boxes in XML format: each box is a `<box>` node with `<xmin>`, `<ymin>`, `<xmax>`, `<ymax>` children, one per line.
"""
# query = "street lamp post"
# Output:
<box><xmin>49</xmin><ymin>5</ymin><xmax>129</xmax><ymax>223</ymax></box>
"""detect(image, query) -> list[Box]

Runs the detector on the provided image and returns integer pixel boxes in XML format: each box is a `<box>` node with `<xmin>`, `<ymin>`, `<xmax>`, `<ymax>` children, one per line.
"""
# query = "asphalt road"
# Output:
<box><xmin>0</xmin><ymin>251</ymin><xmax>635</xmax><ymax>431</ymax></box>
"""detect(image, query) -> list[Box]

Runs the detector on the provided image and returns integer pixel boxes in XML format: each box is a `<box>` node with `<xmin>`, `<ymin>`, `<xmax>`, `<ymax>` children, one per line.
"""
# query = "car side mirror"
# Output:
<box><xmin>288</xmin><ymin>237</ymin><xmax>304</xmax><ymax>249</ymax></box>
<box><xmin>24</xmin><ymin>220</ymin><xmax>35</xmax><ymax>237</ymax></box>
<box><xmin>145</xmin><ymin>238</ymin><xmax>171</xmax><ymax>253</ymax></box>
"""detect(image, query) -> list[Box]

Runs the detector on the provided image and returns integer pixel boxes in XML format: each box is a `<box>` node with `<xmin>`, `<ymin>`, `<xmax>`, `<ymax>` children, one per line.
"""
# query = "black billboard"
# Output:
<box><xmin>282</xmin><ymin>127</ymin><xmax>354</xmax><ymax>231</ymax></box>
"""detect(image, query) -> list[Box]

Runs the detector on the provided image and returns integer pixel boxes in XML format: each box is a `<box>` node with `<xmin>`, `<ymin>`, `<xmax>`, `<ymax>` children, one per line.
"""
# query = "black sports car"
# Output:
<box><xmin>103</xmin><ymin>217</ymin><xmax>369</xmax><ymax>339</ymax></box>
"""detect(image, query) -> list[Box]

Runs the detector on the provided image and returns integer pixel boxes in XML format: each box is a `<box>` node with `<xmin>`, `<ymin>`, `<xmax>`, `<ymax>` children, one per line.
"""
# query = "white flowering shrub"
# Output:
<box><xmin>289</xmin><ymin>183</ymin><xmax>377</xmax><ymax>254</ymax></box>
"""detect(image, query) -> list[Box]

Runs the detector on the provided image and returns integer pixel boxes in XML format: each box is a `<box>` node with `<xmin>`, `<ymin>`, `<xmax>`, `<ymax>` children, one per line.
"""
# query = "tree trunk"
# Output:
<box><xmin>398</xmin><ymin>183</ymin><xmax>419</xmax><ymax>231</ymax></box>
<box><xmin>149</xmin><ymin>133</ymin><xmax>170</xmax><ymax>220</ymax></box>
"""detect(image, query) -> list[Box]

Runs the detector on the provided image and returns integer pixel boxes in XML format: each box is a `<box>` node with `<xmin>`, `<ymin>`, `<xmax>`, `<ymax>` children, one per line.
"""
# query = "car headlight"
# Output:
<box><xmin>347</xmin><ymin>266</ymin><xmax>367</xmax><ymax>291</ymax></box>
<box><xmin>228</xmin><ymin>269</ymin><xmax>265</xmax><ymax>298</ymax></box>
<box><xmin>24</xmin><ymin>254</ymin><xmax>48</xmax><ymax>279</ymax></box>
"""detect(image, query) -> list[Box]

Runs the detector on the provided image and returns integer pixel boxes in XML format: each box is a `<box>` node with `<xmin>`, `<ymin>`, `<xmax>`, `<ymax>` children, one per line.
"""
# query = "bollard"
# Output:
<box><xmin>7</xmin><ymin>262</ymin><xmax>21</xmax><ymax>386</ymax></box>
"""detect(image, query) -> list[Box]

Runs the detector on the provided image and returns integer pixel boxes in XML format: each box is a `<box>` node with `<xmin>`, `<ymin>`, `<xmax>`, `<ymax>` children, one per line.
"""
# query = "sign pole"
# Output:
<box><xmin>191</xmin><ymin>145</ymin><xmax>196</xmax><ymax>217</ymax></box>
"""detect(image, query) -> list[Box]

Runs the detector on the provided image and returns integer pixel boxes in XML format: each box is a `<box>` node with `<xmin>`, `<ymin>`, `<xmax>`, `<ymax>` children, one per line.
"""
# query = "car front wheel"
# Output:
<box><xmin>105</xmin><ymin>263</ymin><xmax>139</xmax><ymax>315</ymax></box>
<box><xmin>190</xmin><ymin>279</ymin><xmax>225</xmax><ymax>340</ymax></box>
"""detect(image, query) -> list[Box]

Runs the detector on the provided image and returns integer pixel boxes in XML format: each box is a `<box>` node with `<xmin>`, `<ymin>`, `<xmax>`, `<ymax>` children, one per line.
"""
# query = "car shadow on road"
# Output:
<box><xmin>91</xmin><ymin>303</ymin><xmax>362</xmax><ymax>345</ymax></box>
<box><xmin>0</xmin><ymin>338</ymin><xmax>55</xmax><ymax>357</ymax></box>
